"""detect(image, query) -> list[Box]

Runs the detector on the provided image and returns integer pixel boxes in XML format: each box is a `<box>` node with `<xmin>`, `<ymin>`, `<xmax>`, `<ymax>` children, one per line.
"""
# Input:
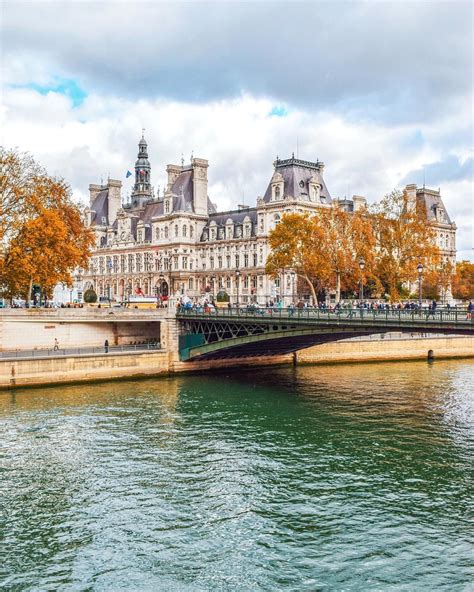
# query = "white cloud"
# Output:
<box><xmin>1</xmin><ymin>1</ymin><xmax>472</xmax><ymax>260</ymax></box>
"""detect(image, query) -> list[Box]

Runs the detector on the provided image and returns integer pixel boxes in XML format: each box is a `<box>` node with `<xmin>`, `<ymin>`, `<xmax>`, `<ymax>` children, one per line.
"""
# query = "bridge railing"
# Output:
<box><xmin>177</xmin><ymin>306</ymin><xmax>472</xmax><ymax>325</ymax></box>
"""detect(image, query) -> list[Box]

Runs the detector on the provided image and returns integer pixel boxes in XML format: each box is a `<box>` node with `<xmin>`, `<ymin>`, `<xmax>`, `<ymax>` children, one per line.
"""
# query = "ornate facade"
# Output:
<box><xmin>82</xmin><ymin>135</ymin><xmax>456</xmax><ymax>303</ymax></box>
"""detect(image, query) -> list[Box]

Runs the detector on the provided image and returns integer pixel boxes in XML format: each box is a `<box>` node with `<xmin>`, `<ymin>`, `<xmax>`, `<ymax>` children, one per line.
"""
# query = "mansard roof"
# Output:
<box><xmin>90</xmin><ymin>189</ymin><xmax>109</xmax><ymax>225</ymax></box>
<box><xmin>208</xmin><ymin>207</ymin><xmax>258</xmax><ymax>226</ymax></box>
<box><xmin>417</xmin><ymin>188</ymin><xmax>453</xmax><ymax>225</ymax></box>
<box><xmin>263</xmin><ymin>156</ymin><xmax>332</xmax><ymax>203</ymax></box>
<box><xmin>170</xmin><ymin>169</ymin><xmax>194</xmax><ymax>212</ymax></box>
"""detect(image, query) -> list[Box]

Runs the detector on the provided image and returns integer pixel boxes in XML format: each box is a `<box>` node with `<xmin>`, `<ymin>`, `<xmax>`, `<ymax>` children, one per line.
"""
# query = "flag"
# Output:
<box><xmin>126</xmin><ymin>170</ymin><xmax>132</xmax><ymax>178</ymax></box>
<box><xmin>139</xmin><ymin>169</ymin><xmax>145</xmax><ymax>176</ymax></box>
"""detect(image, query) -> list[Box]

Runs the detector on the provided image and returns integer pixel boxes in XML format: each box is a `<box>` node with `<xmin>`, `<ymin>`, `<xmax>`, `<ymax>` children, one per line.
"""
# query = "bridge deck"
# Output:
<box><xmin>176</xmin><ymin>307</ymin><xmax>473</xmax><ymax>360</ymax></box>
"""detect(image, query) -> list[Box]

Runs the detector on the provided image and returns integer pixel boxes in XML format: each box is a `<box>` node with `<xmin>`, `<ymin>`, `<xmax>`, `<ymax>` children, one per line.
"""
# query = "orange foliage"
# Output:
<box><xmin>0</xmin><ymin>149</ymin><xmax>94</xmax><ymax>301</ymax></box>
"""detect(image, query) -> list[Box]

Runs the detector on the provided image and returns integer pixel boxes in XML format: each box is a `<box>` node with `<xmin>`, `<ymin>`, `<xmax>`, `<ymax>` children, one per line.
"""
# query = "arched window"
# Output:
<box><xmin>190</xmin><ymin>226</ymin><xmax>194</xmax><ymax>238</ymax></box>
<box><xmin>188</xmin><ymin>277</ymin><xmax>194</xmax><ymax>290</ymax></box>
<box><xmin>275</xmin><ymin>186</ymin><xmax>281</xmax><ymax>200</ymax></box>
<box><xmin>183</xmin><ymin>225</ymin><xmax>187</xmax><ymax>237</ymax></box>
<box><xmin>175</xmin><ymin>225</ymin><xmax>179</xmax><ymax>237</ymax></box>
<box><xmin>164</xmin><ymin>226</ymin><xmax>169</xmax><ymax>239</ymax></box>
<box><xmin>274</xmin><ymin>214</ymin><xmax>281</xmax><ymax>227</ymax></box>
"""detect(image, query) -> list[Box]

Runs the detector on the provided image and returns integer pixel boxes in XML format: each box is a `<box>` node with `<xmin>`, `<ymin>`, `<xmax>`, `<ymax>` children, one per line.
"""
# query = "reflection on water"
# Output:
<box><xmin>1</xmin><ymin>360</ymin><xmax>473</xmax><ymax>591</ymax></box>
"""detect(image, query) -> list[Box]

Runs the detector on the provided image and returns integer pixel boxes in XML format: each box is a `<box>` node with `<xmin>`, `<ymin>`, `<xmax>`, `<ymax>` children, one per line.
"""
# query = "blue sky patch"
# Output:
<box><xmin>269</xmin><ymin>105</ymin><xmax>288</xmax><ymax>117</ymax></box>
<box><xmin>12</xmin><ymin>77</ymin><xmax>87</xmax><ymax>108</ymax></box>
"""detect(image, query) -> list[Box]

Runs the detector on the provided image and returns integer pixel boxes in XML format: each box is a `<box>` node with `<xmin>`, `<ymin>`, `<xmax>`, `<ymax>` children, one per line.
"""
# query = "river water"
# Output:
<box><xmin>1</xmin><ymin>360</ymin><xmax>473</xmax><ymax>591</ymax></box>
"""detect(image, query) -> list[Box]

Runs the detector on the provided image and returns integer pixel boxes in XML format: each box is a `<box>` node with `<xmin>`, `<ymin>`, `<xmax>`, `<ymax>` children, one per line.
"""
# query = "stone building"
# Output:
<box><xmin>82</xmin><ymin>135</ymin><xmax>456</xmax><ymax>303</ymax></box>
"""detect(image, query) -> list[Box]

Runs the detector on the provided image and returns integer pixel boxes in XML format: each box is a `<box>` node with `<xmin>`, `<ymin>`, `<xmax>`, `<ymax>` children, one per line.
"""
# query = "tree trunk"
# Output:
<box><xmin>303</xmin><ymin>274</ymin><xmax>318</xmax><ymax>306</ymax></box>
<box><xmin>335</xmin><ymin>271</ymin><xmax>341</xmax><ymax>303</ymax></box>
<box><xmin>26</xmin><ymin>277</ymin><xmax>33</xmax><ymax>308</ymax></box>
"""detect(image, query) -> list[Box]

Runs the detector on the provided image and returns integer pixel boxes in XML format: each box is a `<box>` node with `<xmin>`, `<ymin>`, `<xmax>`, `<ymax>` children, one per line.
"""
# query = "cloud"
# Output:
<box><xmin>0</xmin><ymin>1</ymin><xmax>472</xmax><ymax>261</ymax></box>
<box><xmin>2</xmin><ymin>1</ymin><xmax>472</xmax><ymax>122</ymax></box>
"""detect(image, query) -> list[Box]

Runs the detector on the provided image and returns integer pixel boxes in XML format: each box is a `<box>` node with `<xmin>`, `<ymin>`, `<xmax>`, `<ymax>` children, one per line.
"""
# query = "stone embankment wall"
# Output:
<box><xmin>296</xmin><ymin>335</ymin><xmax>474</xmax><ymax>365</ymax></box>
<box><xmin>0</xmin><ymin>319</ymin><xmax>161</xmax><ymax>351</ymax></box>
<box><xmin>0</xmin><ymin>335</ymin><xmax>472</xmax><ymax>389</ymax></box>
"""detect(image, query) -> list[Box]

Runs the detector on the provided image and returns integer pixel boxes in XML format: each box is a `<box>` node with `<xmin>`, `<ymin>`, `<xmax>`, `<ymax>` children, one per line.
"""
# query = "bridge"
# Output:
<box><xmin>176</xmin><ymin>307</ymin><xmax>474</xmax><ymax>361</ymax></box>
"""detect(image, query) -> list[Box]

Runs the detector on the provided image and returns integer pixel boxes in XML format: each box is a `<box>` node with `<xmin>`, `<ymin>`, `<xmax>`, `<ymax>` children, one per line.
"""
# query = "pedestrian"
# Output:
<box><xmin>104</xmin><ymin>339</ymin><xmax>109</xmax><ymax>353</ymax></box>
<box><xmin>467</xmin><ymin>301</ymin><xmax>473</xmax><ymax>320</ymax></box>
<box><xmin>53</xmin><ymin>338</ymin><xmax>59</xmax><ymax>351</ymax></box>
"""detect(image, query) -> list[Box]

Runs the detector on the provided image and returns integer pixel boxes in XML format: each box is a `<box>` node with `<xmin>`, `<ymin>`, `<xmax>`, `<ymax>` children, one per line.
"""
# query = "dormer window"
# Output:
<box><xmin>164</xmin><ymin>199</ymin><xmax>170</xmax><ymax>214</ymax></box>
<box><xmin>275</xmin><ymin>186</ymin><xmax>281</xmax><ymax>200</ymax></box>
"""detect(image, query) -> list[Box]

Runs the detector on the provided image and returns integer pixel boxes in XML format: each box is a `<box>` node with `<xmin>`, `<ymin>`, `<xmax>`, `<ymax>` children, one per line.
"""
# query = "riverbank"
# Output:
<box><xmin>1</xmin><ymin>334</ymin><xmax>472</xmax><ymax>388</ymax></box>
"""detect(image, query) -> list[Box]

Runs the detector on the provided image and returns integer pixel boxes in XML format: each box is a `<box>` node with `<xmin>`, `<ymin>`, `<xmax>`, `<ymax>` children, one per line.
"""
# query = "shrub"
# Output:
<box><xmin>83</xmin><ymin>288</ymin><xmax>97</xmax><ymax>303</ymax></box>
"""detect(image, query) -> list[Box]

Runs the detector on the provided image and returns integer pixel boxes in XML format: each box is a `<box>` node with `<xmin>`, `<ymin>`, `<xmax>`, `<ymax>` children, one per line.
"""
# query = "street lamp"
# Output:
<box><xmin>210</xmin><ymin>274</ymin><xmax>216</xmax><ymax>302</ymax></box>
<box><xmin>235</xmin><ymin>269</ymin><xmax>241</xmax><ymax>307</ymax></box>
<box><xmin>417</xmin><ymin>262</ymin><xmax>424</xmax><ymax>308</ymax></box>
<box><xmin>291</xmin><ymin>271</ymin><xmax>296</xmax><ymax>303</ymax></box>
<box><xmin>358</xmin><ymin>258</ymin><xmax>365</xmax><ymax>301</ymax></box>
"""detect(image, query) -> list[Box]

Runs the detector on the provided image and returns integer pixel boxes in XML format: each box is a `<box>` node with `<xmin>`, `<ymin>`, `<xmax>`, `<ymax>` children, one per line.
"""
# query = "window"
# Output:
<box><xmin>245</xmin><ymin>225</ymin><xmax>251</xmax><ymax>237</ymax></box>
<box><xmin>113</xmin><ymin>256</ymin><xmax>119</xmax><ymax>273</ymax></box>
<box><xmin>244</xmin><ymin>254</ymin><xmax>249</xmax><ymax>267</ymax></box>
<box><xmin>235</xmin><ymin>255</ymin><xmax>240</xmax><ymax>268</ymax></box>
<box><xmin>274</xmin><ymin>214</ymin><xmax>281</xmax><ymax>227</ymax></box>
<box><xmin>182</xmin><ymin>256</ymin><xmax>188</xmax><ymax>270</ymax></box>
<box><xmin>275</xmin><ymin>186</ymin><xmax>281</xmax><ymax>200</ymax></box>
<box><xmin>211</xmin><ymin>228</ymin><xmax>216</xmax><ymax>240</ymax></box>
<box><xmin>226</xmin><ymin>277</ymin><xmax>231</xmax><ymax>289</ymax></box>
<box><xmin>253</xmin><ymin>253</ymin><xmax>257</xmax><ymax>266</ymax></box>
<box><xmin>136</xmin><ymin>253</ymin><xmax>142</xmax><ymax>272</ymax></box>
<box><xmin>156</xmin><ymin>228</ymin><xmax>160</xmax><ymax>240</ymax></box>
<box><xmin>210</xmin><ymin>257</ymin><xmax>214</xmax><ymax>269</ymax></box>
<box><xmin>175</xmin><ymin>225</ymin><xmax>178</xmax><ymax>237</ymax></box>
<box><xmin>190</xmin><ymin>226</ymin><xmax>194</xmax><ymax>238</ymax></box>
<box><xmin>218</xmin><ymin>256</ymin><xmax>222</xmax><ymax>268</ymax></box>
<box><xmin>244</xmin><ymin>276</ymin><xmax>249</xmax><ymax>288</ymax></box>
<box><xmin>188</xmin><ymin>278</ymin><xmax>194</xmax><ymax>290</ymax></box>
<box><xmin>164</xmin><ymin>200</ymin><xmax>170</xmax><ymax>214</ymax></box>
<box><xmin>128</xmin><ymin>254</ymin><xmax>134</xmax><ymax>273</ymax></box>
<box><xmin>226</xmin><ymin>255</ymin><xmax>231</xmax><ymax>268</ymax></box>
<box><xmin>183</xmin><ymin>225</ymin><xmax>187</xmax><ymax>237</ymax></box>
<box><xmin>120</xmin><ymin>255</ymin><xmax>126</xmax><ymax>273</ymax></box>
<box><xmin>165</xmin><ymin>227</ymin><xmax>169</xmax><ymax>239</ymax></box>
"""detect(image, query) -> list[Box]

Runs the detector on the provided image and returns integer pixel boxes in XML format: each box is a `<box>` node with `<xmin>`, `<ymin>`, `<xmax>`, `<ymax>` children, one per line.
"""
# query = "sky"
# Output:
<box><xmin>1</xmin><ymin>0</ymin><xmax>473</xmax><ymax>260</ymax></box>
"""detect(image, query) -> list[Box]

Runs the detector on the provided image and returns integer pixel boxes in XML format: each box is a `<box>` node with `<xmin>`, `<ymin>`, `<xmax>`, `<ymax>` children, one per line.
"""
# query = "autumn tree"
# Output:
<box><xmin>370</xmin><ymin>189</ymin><xmax>440</xmax><ymax>300</ymax></box>
<box><xmin>0</xmin><ymin>148</ymin><xmax>94</xmax><ymax>303</ymax></box>
<box><xmin>317</xmin><ymin>207</ymin><xmax>379</xmax><ymax>302</ymax></box>
<box><xmin>452</xmin><ymin>260</ymin><xmax>474</xmax><ymax>300</ymax></box>
<box><xmin>266</xmin><ymin>213</ymin><xmax>330</xmax><ymax>304</ymax></box>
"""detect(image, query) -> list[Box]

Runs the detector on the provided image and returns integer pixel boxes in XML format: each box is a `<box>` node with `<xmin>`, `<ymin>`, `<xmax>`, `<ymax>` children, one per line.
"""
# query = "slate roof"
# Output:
<box><xmin>417</xmin><ymin>189</ymin><xmax>453</xmax><ymax>225</ymax></box>
<box><xmin>90</xmin><ymin>189</ymin><xmax>109</xmax><ymax>225</ymax></box>
<box><xmin>262</xmin><ymin>157</ymin><xmax>332</xmax><ymax>203</ymax></box>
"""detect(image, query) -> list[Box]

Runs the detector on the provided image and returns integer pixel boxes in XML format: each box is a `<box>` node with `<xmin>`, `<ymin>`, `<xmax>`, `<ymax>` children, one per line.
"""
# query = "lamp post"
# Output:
<box><xmin>291</xmin><ymin>271</ymin><xmax>296</xmax><ymax>304</ymax></box>
<box><xmin>358</xmin><ymin>258</ymin><xmax>365</xmax><ymax>301</ymax></box>
<box><xmin>417</xmin><ymin>262</ymin><xmax>424</xmax><ymax>309</ymax></box>
<box><xmin>210</xmin><ymin>274</ymin><xmax>216</xmax><ymax>302</ymax></box>
<box><xmin>235</xmin><ymin>269</ymin><xmax>241</xmax><ymax>307</ymax></box>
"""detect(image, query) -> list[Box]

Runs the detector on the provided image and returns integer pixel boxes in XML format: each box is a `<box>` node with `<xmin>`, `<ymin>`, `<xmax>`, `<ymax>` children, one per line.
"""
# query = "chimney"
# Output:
<box><xmin>166</xmin><ymin>164</ymin><xmax>182</xmax><ymax>190</ymax></box>
<box><xmin>404</xmin><ymin>183</ymin><xmax>418</xmax><ymax>211</ymax></box>
<box><xmin>89</xmin><ymin>183</ymin><xmax>102</xmax><ymax>205</ymax></box>
<box><xmin>107</xmin><ymin>179</ymin><xmax>122</xmax><ymax>225</ymax></box>
<box><xmin>352</xmin><ymin>195</ymin><xmax>367</xmax><ymax>211</ymax></box>
<box><xmin>192</xmin><ymin>157</ymin><xmax>209</xmax><ymax>216</ymax></box>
